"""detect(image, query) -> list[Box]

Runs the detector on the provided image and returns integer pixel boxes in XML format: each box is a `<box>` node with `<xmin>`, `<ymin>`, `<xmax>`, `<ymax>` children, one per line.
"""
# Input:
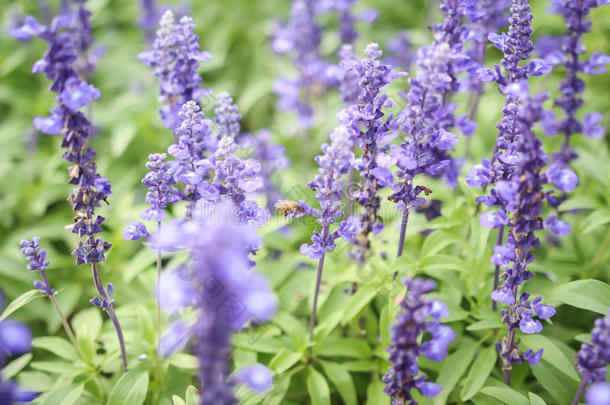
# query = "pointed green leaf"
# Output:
<box><xmin>461</xmin><ymin>346</ymin><xmax>497</xmax><ymax>400</ymax></box>
<box><xmin>552</xmin><ymin>279</ymin><xmax>610</xmax><ymax>315</ymax></box>
<box><xmin>107</xmin><ymin>368</ymin><xmax>149</xmax><ymax>405</ymax></box>
<box><xmin>33</xmin><ymin>337</ymin><xmax>78</xmax><ymax>361</ymax></box>
<box><xmin>319</xmin><ymin>361</ymin><xmax>357</xmax><ymax>405</ymax></box>
<box><xmin>0</xmin><ymin>353</ymin><xmax>32</xmax><ymax>380</ymax></box>
<box><xmin>365</xmin><ymin>381</ymin><xmax>389</xmax><ymax>405</ymax></box>
<box><xmin>38</xmin><ymin>383</ymin><xmax>84</xmax><ymax>405</ymax></box>
<box><xmin>307</xmin><ymin>368</ymin><xmax>330</xmax><ymax>405</ymax></box>
<box><xmin>521</xmin><ymin>334</ymin><xmax>579</xmax><ymax>381</ymax></box>
<box><xmin>433</xmin><ymin>344</ymin><xmax>478</xmax><ymax>405</ymax></box>
<box><xmin>528</xmin><ymin>392</ymin><xmax>547</xmax><ymax>405</ymax></box>
<box><xmin>0</xmin><ymin>290</ymin><xmax>41</xmax><ymax>322</ymax></box>
<box><xmin>185</xmin><ymin>385</ymin><xmax>199</xmax><ymax>405</ymax></box>
<box><xmin>421</xmin><ymin>231</ymin><xmax>462</xmax><ymax>258</ymax></box>
<box><xmin>479</xmin><ymin>386</ymin><xmax>529</xmax><ymax>405</ymax></box>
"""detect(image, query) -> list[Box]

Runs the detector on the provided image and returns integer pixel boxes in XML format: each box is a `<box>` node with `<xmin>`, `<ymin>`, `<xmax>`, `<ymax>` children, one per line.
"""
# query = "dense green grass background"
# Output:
<box><xmin>0</xmin><ymin>0</ymin><xmax>609</xmax><ymax>404</ymax></box>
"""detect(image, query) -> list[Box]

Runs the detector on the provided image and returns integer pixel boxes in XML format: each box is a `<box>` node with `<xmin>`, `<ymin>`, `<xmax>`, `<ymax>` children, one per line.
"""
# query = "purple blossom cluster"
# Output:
<box><xmin>392</xmin><ymin>0</ymin><xmax>477</xmax><ymax>202</ymax></box>
<box><xmin>19</xmin><ymin>238</ymin><xmax>55</xmax><ymax>296</ymax></box>
<box><xmin>383</xmin><ymin>278</ymin><xmax>455</xmax><ymax>404</ymax></box>
<box><xmin>288</xmin><ymin>124</ymin><xmax>357</xmax><ymax>259</ymax></box>
<box><xmin>576</xmin><ymin>310</ymin><xmax>610</xmax><ymax>386</ymax></box>
<box><xmin>475</xmin><ymin>81</ymin><xmax>561</xmax><ymax>377</ymax></box>
<box><xmin>139</xmin><ymin>10</ymin><xmax>212</xmax><ymax>130</ymax></box>
<box><xmin>338</xmin><ymin>43</ymin><xmax>404</xmax><ymax>262</ymax></box>
<box><xmin>272</xmin><ymin>0</ymin><xmax>337</xmax><ymax>128</ymax></box>
<box><xmin>318</xmin><ymin>0</ymin><xmax>378</xmax><ymax>45</ymax></box>
<box><xmin>152</xmin><ymin>204</ymin><xmax>277</xmax><ymax>404</ymax></box>
<box><xmin>385</xmin><ymin>31</ymin><xmax>414</xmax><ymax>74</ymax></box>
<box><xmin>11</xmin><ymin>10</ymin><xmax>128</xmax><ymax>370</ymax></box>
<box><xmin>541</xmin><ymin>0</ymin><xmax>609</xmax><ymax>206</ymax></box>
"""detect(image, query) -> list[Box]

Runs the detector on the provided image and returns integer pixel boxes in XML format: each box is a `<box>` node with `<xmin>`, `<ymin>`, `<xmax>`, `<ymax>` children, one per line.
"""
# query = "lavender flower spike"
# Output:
<box><xmin>139</xmin><ymin>10</ymin><xmax>212</xmax><ymax>130</ymax></box>
<box><xmin>12</xmin><ymin>13</ymin><xmax>128</xmax><ymax>371</ymax></box>
<box><xmin>141</xmin><ymin>153</ymin><xmax>177</xmax><ymax>222</ymax></box>
<box><xmin>339</xmin><ymin>42</ymin><xmax>404</xmax><ymax>263</ymax></box>
<box><xmin>482</xmin><ymin>81</ymin><xmax>558</xmax><ymax>385</ymax></box>
<box><xmin>214</xmin><ymin>91</ymin><xmax>241</xmax><ymax>140</ymax></box>
<box><xmin>272</xmin><ymin>0</ymin><xmax>337</xmax><ymax>129</ymax></box>
<box><xmin>391</xmin><ymin>0</ymin><xmax>477</xmax><ymax>259</ymax></box>
<box><xmin>383</xmin><ymin>278</ymin><xmax>455</xmax><ymax>404</ymax></box>
<box><xmin>572</xmin><ymin>310</ymin><xmax>610</xmax><ymax>405</ymax></box>
<box><xmin>544</xmin><ymin>0</ymin><xmax>609</xmax><ymax>204</ymax></box>
<box><xmin>280</xmin><ymin>123</ymin><xmax>358</xmax><ymax>339</ymax></box>
<box><xmin>151</xmin><ymin>204</ymin><xmax>277</xmax><ymax>404</ymax></box>
<box><xmin>19</xmin><ymin>238</ymin><xmax>81</xmax><ymax>355</ymax></box>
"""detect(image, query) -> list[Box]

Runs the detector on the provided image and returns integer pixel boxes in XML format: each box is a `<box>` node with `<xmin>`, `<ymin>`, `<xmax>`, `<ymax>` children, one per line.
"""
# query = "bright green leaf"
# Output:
<box><xmin>107</xmin><ymin>368</ymin><xmax>149</xmax><ymax>405</ymax></box>
<box><xmin>307</xmin><ymin>368</ymin><xmax>330</xmax><ymax>405</ymax></box>
<box><xmin>33</xmin><ymin>337</ymin><xmax>78</xmax><ymax>361</ymax></box>
<box><xmin>553</xmin><ymin>279</ymin><xmax>610</xmax><ymax>315</ymax></box>
<box><xmin>461</xmin><ymin>346</ymin><xmax>497</xmax><ymax>400</ymax></box>
<box><xmin>528</xmin><ymin>392</ymin><xmax>547</xmax><ymax>405</ymax></box>
<box><xmin>1</xmin><ymin>353</ymin><xmax>32</xmax><ymax>380</ymax></box>
<box><xmin>0</xmin><ymin>290</ymin><xmax>41</xmax><ymax>322</ymax></box>
<box><xmin>479</xmin><ymin>386</ymin><xmax>529</xmax><ymax>405</ymax></box>
<box><xmin>521</xmin><ymin>335</ymin><xmax>579</xmax><ymax>381</ymax></box>
<box><xmin>433</xmin><ymin>344</ymin><xmax>478</xmax><ymax>405</ymax></box>
<box><xmin>319</xmin><ymin>361</ymin><xmax>357</xmax><ymax>405</ymax></box>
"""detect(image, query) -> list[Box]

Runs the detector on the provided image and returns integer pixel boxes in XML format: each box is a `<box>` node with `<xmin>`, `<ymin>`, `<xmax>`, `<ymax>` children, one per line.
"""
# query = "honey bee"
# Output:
<box><xmin>275</xmin><ymin>200</ymin><xmax>304</xmax><ymax>217</ymax></box>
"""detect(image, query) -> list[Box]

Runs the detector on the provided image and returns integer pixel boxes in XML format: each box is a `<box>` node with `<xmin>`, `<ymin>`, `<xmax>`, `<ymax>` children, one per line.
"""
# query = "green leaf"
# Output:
<box><xmin>521</xmin><ymin>335</ymin><xmax>579</xmax><ymax>381</ymax></box>
<box><xmin>433</xmin><ymin>344</ymin><xmax>478</xmax><ymax>405</ymax></box>
<box><xmin>479</xmin><ymin>386</ymin><xmax>529</xmax><ymax>405</ymax></box>
<box><xmin>273</xmin><ymin>312</ymin><xmax>307</xmax><ymax>350</ymax></box>
<box><xmin>306</xmin><ymin>368</ymin><xmax>330</xmax><ymax>405</ymax></box>
<box><xmin>316</xmin><ymin>337</ymin><xmax>372</xmax><ymax>359</ymax></box>
<box><xmin>552</xmin><ymin>279</ymin><xmax>610</xmax><ymax>315</ymax></box>
<box><xmin>365</xmin><ymin>381</ymin><xmax>389</xmax><ymax>405</ymax></box>
<box><xmin>32</xmin><ymin>337</ymin><xmax>78</xmax><ymax>361</ymax></box>
<box><xmin>110</xmin><ymin>122</ymin><xmax>137</xmax><ymax>157</ymax></box>
<box><xmin>268</xmin><ymin>349</ymin><xmax>302</xmax><ymax>374</ymax></box>
<box><xmin>419</xmin><ymin>254</ymin><xmax>470</xmax><ymax>273</ymax></box>
<box><xmin>172</xmin><ymin>396</ymin><xmax>186</xmax><ymax>405</ymax></box>
<box><xmin>530</xmin><ymin>360</ymin><xmax>579</xmax><ymax>404</ymax></box>
<box><xmin>341</xmin><ymin>283</ymin><xmax>378</xmax><ymax>326</ymax></box>
<box><xmin>232</xmin><ymin>334</ymin><xmax>285</xmax><ymax>354</ymax></box>
<box><xmin>0</xmin><ymin>290</ymin><xmax>41</xmax><ymax>322</ymax></box>
<box><xmin>580</xmin><ymin>208</ymin><xmax>610</xmax><ymax>234</ymax></box>
<box><xmin>185</xmin><ymin>385</ymin><xmax>199</xmax><ymax>405</ymax></box>
<box><xmin>0</xmin><ymin>353</ymin><xmax>32</xmax><ymax>380</ymax></box>
<box><xmin>168</xmin><ymin>353</ymin><xmax>198</xmax><ymax>370</ymax></box>
<box><xmin>461</xmin><ymin>346</ymin><xmax>497</xmax><ymax>400</ymax></box>
<box><xmin>528</xmin><ymin>392</ymin><xmax>548</xmax><ymax>405</ymax></box>
<box><xmin>420</xmin><ymin>231</ymin><xmax>462</xmax><ymax>258</ymax></box>
<box><xmin>466</xmin><ymin>319</ymin><xmax>503</xmax><ymax>331</ymax></box>
<box><xmin>107</xmin><ymin>368</ymin><xmax>149</xmax><ymax>405</ymax></box>
<box><xmin>319</xmin><ymin>361</ymin><xmax>357</xmax><ymax>405</ymax></box>
<box><xmin>30</xmin><ymin>360</ymin><xmax>81</xmax><ymax>375</ymax></box>
<box><xmin>37</xmin><ymin>384</ymin><xmax>84</xmax><ymax>405</ymax></box>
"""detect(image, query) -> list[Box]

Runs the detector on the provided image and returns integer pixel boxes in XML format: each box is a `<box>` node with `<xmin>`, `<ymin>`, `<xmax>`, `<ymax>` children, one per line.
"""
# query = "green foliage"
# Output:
<box><xmin>0</xmin><ymin>0</ymin><xmax>608</xmax><ymax>404</ymax></box>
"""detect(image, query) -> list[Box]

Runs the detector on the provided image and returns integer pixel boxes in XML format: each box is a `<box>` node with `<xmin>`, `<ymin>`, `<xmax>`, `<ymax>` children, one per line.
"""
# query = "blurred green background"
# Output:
<box><xmin>0</xmin><ymin>0</ymin><xmax>608</xmax><ymax>402</ymax></box>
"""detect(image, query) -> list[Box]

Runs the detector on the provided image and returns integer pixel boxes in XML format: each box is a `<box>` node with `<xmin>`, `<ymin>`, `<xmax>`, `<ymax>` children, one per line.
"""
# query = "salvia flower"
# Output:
<box><xmin>385</xmin><ymin>30</ymin><xmax>414</xmax><ymax>73</ymax></box>
<box><xmin>70</xmin><ymin>0</ymin><xmax>104</xmax><ymax>80</ymax></box>
<box><xmin>19</xmin><ymin>238</ymin><xmax>55</xmax><ymax>296</ymax></box>
<box><xmin>576</xmin><ymin>310</ymin><xmax>610</xmax><ymax>384</ymax></box>
<box><xmin>214</xmin><ymin>91</ymin><xmax>241</xmax><ymax>140</ymax></box>
<box><xmin>542</xmin><ymin>0</ymin><xmax>609</xmax><ymax>206</ymax></box>
<box><xmin>318</xmin><ymin>0</ymin><xmax>378</xmax><ymax>44</ymax></box>
<box><xmin>139</xmin><ymin>10</ymin><xmax>212</xmax><ymax>130</ymax></box>
<box><xmin>479</xmin><ymin>82</ymin><xmax>559</xmax><ymax>375</ymax></box>
<box><xmin>152</xmin><ymin>204</ymin><xmax>277</xmax><ymax>404</ymax></box>
<box><xmin>394</xmin><ymin>0</ymin><xmax>477</xmax><ymax>206</ymax></box>
<box><xmin>338</xmin><ymin>42</ymin><xmax>404</xmax><ymax>262</ymax></box>
<box><xmin>586</xmin><ymin>382</ymin><xmax>610</xmax><ymax>405</ymax></box>
<box><xmin>292</xmin><ymin>124</ymin><xmax>358</xmax><ymax>259</ymax></box>
<box><xmin>272</xmin><ymin>0</ymin><xmax>337</xmax><ymax>128</ymax></box>
<box><xmin>240</xmin><ymin>129</ymin><xmax>290</xmax><ymax>209</ymax></box>
<box><xmin>141</xmin><ymin>153</ymin><xmax>177</xmax><ymax>222</ymax></box>
<box><xmin>383</xmin><ymin>278</ymin><xmax>455</xmax><ymax>404</ymax></box>
<box><xmin>13</xmin><ymin>12</ymin><xmax>128</xmax><ymax>370</ymax></box>
<box><xmin>209</xmin><ymin>136</ymin><xmax>269</xmax><ymax>227</ymax></box>
<box><xmin>167</xmin><ymin>100</ymin><xmax>216</xmax><ymax>214</ymax></box>
<box><xmin>234</xmin><ymin>363</ymin><xmax>274</xmax><ymax>394</ymax></box>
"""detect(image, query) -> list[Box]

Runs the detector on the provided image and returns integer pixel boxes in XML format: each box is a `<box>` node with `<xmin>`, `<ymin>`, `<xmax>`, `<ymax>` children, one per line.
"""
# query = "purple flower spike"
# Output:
<box><xmin>577</xmin><ymin>310</ymin><xmax>610</xmax><ymax>384</ymax></box>
<box><xmin>140</xmin><ymin>153</ymin><xmax>176</xmax><ymax>222</ymax></box>
<box><xmin>383</xmin><ymin>278</ymin><xmax>453</xmax><ymax>403</ymax></box>
<box><xmin>140</xmin><ymin>10</ymin><xmax>211</xmax><ymax>130</ymax></box>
